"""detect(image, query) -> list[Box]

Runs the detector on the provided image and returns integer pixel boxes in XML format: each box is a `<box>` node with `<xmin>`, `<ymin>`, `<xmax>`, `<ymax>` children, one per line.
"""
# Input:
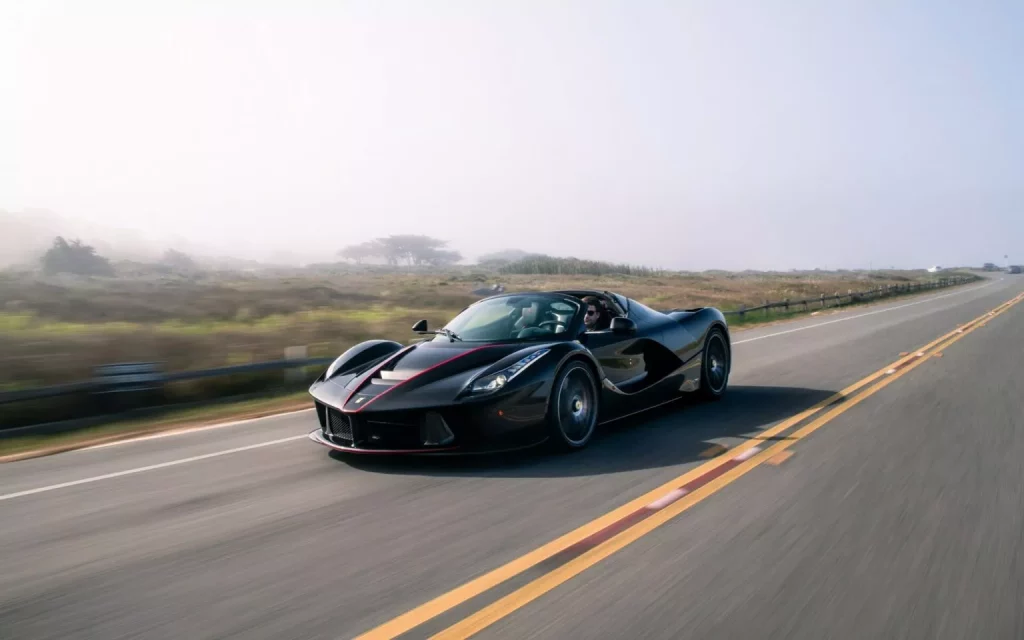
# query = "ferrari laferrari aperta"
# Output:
<box><xmin>308</xmin><ymin>289</ymin><xmax>731</xmax><ymax>455</ymax></box>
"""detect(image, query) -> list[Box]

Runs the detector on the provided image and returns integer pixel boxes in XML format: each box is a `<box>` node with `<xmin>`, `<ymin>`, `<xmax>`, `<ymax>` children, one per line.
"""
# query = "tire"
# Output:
<box><xmin>545</xmin><ymin>360</ymin><xmax>600</xmax><ymax>452</ymax></box>
<box><xmin>697</xmin><ymin>327</ymin><xmax>730</xmax><ymax>401</ymax></box>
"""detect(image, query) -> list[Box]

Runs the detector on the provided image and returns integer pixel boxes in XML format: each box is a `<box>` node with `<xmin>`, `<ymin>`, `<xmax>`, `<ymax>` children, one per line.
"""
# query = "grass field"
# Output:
<box><xmin>0</xmin><ymin>267</ymin><xmax>969</xmax><ymax>392</ymax></box>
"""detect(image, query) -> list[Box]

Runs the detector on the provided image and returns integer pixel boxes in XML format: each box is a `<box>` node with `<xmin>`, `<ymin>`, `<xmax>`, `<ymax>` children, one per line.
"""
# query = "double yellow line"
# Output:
<box><xmin>357</xmin><ymin>291</ymin><xmax>1024</xmax><ymax>640</ymax></box>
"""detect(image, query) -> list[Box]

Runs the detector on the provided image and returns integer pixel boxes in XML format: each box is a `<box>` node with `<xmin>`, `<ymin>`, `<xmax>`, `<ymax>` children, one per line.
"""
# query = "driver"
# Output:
<box><xmin>582</xmin><ymin>296</ymin><xmax>611</xmax><ymax>331</ymax></box>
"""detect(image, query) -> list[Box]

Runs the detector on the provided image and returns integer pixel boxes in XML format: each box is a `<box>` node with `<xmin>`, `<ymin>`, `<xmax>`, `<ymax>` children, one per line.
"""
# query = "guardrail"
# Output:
<box><xmin>0</xmin><ymin>273</ymin><xmax>977</xmax><ymax>432</ymax></box>
<box><xmin>720</xmin><ymin>275</ymin><xmax>974</xmax><ymax>319</ymax></box>
<box><xmin>0</xmin><ymin>357</ymin><xmax>335</xmax><ymax>407</ymax></box>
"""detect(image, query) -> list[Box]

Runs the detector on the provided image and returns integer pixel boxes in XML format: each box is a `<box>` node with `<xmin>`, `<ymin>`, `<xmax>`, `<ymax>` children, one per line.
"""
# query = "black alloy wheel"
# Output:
<box><xmin>698</xmin><ymin>328</ymin><xmax>730</xmax><ymax>400</ymax></box>
<box><xmin>546</xmin><ymin>361</ymin><xmax>599</xmax><ymax>451</ymax></box>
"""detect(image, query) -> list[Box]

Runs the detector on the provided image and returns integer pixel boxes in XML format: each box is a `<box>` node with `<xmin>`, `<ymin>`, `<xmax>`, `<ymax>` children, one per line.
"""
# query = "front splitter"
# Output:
<box><xmin>307</xmin><ymin>429</ymin><xmax>546</xmax><ymax>456</ymax></box>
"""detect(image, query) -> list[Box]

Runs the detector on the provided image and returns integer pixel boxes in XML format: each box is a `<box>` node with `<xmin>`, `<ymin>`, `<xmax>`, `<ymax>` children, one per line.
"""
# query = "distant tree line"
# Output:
<box><xmin>497</xmin><ymin>254</ymin><xmax>664</xmax><ymax>277</ymax></box>
<box><xmin>338</xmin><ymin>235</ymin><xmax>462</xmax><ymax>266</ymax></box>
<box><xmin>336</xmin><ymin>238</ymin><xmax>662</xmax><ymax>275</ymax></box>
<box><xmin>475</xmin><ymin>249</ymin><xmax>538</xmax><ymax>267</ymax></box>
<box><xmin>38</xmin><ymin>236</ymin><xmax>203</xmax><ymax>277</ymax></box>
<box><xmin>35</xmin><ymin>233</ymin><xmax>658</xmax><ymax>278</ymax></box>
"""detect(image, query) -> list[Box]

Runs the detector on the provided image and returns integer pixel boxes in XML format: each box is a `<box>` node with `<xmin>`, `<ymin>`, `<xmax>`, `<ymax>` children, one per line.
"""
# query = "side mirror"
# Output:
<box><xmin>610</xmin><ymin>317</ymin><xmax>636</xmax><ymax>334</ymax></box>
<box><xmin>412</xmin><ymin>319</ymin><xmax>428</xmax><ymax>332</ymax></box>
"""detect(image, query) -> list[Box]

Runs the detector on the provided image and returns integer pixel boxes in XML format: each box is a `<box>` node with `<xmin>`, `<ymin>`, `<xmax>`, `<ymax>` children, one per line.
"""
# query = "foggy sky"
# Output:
<box><xmin>2</xmin><ymin>0</ymin><xmax>1022</xmax><ymax>270</ymax></box>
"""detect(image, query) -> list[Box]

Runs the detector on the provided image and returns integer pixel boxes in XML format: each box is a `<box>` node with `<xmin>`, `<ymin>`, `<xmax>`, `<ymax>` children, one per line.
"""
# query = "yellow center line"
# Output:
<box><xmin>766</xmin><ymin>450</ymin><xmax>794</xmax><ymax>465</ymax></box>
<box><xmin>429</xmin><ymin>291</ymin><xmax>1024</xmax><ymax>639</ymax></box>
<box><xmin>354</xmin><ymin>402</ymin><xmax>824</xmax><ymax>640</ymax></box>
<box><xmin>355</xmin><ymin>291</ymin><xmax>1024</xmax><ymax>640</ymax></box>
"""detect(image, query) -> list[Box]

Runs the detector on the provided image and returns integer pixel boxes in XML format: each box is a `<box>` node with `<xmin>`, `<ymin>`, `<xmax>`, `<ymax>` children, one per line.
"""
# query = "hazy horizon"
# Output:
<box><xmin>3</xmin><ymin>1</ymin><xmax>1021</xmax><ymax>271</ymax></box>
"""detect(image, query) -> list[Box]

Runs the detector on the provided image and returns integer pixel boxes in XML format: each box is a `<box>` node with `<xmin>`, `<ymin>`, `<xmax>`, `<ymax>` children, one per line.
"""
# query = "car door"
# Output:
<box><xmin>581</xmin><ymin>293</ymin><xmax>657</xmax><ymax>390</ymax></box>
<box><xmin>580</xmin><ymin>328</ymin><xmax>647</xmax><ymax>391</ymax></box>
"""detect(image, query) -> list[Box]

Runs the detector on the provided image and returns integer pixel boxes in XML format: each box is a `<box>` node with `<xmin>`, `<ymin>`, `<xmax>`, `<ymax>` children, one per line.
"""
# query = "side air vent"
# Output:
<box><xmin>421</xmin><ymin>412</ymin><xmax>455</xmax><ymax>446</ymax></box>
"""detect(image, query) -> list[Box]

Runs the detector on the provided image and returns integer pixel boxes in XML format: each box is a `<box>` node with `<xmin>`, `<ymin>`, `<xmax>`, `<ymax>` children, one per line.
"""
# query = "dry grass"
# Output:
<box><xmin>0</xmin><ymin>268</ymin><xmax>962</xmax><ymax>390</ymax></box>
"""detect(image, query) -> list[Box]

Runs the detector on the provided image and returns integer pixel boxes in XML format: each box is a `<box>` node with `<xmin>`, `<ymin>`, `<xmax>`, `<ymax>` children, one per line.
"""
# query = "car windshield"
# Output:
<box><xmin>437</xmin><ymin>294</ymin><xmax>581</xmax><ymax>342</ymax></box>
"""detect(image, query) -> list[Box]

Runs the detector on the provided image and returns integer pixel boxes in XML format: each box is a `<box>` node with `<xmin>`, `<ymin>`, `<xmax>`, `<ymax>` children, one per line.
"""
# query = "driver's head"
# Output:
<box><xmin>582</xmin><ymin>296</ymin><xmax>603</xmax><ymax>329</ymax></box>
<box><xmin>521</xmin><ymin>302</ymin><xmax>539</xmax><ymax>324</ymax></box>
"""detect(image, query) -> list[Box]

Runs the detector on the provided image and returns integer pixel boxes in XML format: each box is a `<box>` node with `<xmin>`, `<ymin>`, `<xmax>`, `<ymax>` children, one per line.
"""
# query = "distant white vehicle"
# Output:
<box><xmin>927</xmin><ymin>265</ymin><xmax>942</xmax><ymax>273</ymax></box>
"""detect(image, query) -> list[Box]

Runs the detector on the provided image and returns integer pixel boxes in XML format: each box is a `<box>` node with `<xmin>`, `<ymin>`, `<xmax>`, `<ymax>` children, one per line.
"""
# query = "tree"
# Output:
<box><xmin>41</xmin><ymin>236</ymin><xmax>115</xmax><ymax>276</ymax></box>
<box><xmin>338</xmin><ymin>240</ymin><xmax>385</xmax><ymax>264</ymax></box>
<box><xmin>376</xmin><ymin>235</ymin><xmax>446</xmax><ymax>265</ymax></box>
<box><xmin>161</xmin><ymin>249</ymin><xmax>197</xmax><ymax>270</ymax></box>
<box><xmin>338</xmin><ymin>235</ymin><xmax>462</xmax><ymax>266</ymax></box>
<box><xmin>416</xmin><ymin>247</ymin><xmax>463</xmax><ymax>266</ymax></box>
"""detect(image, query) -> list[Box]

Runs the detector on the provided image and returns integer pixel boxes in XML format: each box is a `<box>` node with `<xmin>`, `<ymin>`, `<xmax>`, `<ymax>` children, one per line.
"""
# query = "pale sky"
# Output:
<box><xmin>2</xmin><ymin>0</ymin><xmax>1021</xmax><ymax>270</ymax></box>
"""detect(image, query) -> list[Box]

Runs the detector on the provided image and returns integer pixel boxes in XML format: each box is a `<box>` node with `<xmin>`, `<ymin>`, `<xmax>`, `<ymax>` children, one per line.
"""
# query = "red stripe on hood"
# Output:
<box><xmin>339</xmin><ymin>344</ymin><xmax>417</xmax><ymax>410</ymax></box>
<box><xmin>345</xmin><ymin>344</ymin><xmax>497</xmax><ymax>413</ymax></box>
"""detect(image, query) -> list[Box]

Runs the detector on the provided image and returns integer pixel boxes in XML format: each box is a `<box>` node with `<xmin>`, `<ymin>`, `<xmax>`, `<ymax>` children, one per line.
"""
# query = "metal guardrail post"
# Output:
<box><xmin>92</xmin><ymin>362</ymin><xmax>165</xmax><ymax>414</ymax></box>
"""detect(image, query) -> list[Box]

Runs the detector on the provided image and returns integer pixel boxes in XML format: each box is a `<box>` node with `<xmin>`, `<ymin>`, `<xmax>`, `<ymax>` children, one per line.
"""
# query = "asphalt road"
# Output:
<box><xmin>1</xmin><ymin>275</ymin><xmax>1022</xmax><ymax>640</ymax></box>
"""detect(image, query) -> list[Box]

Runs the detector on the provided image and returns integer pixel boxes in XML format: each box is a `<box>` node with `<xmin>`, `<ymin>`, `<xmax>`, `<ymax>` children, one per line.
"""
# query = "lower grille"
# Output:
<box><xmin>362</xmin><ymin>422</ymin><xmax>423</xmax><ymax>449</ymax></box>
<box><xmin>322</xmin><ymin>408</ymin><xmax>461</xmax><ymax>450</ymax></box>
<box><xmin>327</xmin><ymin>409</ymin><xmax>354</xmax><ymax>443</ymax></box>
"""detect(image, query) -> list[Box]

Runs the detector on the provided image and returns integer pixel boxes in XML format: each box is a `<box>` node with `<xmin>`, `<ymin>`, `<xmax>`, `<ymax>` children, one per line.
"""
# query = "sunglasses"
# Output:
<box><xmin>586</xmin><ymin>309</ymin><xmax>598</xmax><ymax>316</ymax></box>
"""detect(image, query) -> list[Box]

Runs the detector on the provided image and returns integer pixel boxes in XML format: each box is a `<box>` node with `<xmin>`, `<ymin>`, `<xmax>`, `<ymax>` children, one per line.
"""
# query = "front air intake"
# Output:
<box><xmin>327</xmin><ymin>409</ymin><xmax>355</xmax><ymax>444</ymax></box>
<box><xmin>421</xmin><ymin>412</ymin><xmax>455</xmax><ymax>446</ymax></box>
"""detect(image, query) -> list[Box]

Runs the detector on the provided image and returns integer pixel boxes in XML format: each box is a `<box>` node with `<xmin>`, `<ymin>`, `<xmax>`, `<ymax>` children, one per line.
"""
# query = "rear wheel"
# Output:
<box><xmin>546</xmin><ymin>361</ymin><xmax>599</xmax><ymax>451</ymax></box>
<box><xmin>697</xmin><ymin>328</ymin><xmax>730</xmax><ymax>400</ymax></box>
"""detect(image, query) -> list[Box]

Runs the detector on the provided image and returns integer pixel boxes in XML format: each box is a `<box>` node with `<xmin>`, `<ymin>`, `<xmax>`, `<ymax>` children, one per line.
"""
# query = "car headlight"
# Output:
<box><xmin>469</xmin><ymin>349</ymin><xmax>549</xmax><ymax>394</ymax></box>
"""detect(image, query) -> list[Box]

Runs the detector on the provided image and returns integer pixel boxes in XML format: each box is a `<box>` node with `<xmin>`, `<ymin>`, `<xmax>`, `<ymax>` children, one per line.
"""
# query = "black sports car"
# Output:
<box><xmin>308</xmin><ymin>289</ymin><xmax>731</xmax><ymax>455</ymax></box>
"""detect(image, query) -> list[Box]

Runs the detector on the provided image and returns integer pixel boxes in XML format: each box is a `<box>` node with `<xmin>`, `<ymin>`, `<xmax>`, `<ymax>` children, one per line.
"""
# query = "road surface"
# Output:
<box><xmin>2</xmin><ymin>275</ymin><xmax>1022</xmax><ymax>640</ymax></box>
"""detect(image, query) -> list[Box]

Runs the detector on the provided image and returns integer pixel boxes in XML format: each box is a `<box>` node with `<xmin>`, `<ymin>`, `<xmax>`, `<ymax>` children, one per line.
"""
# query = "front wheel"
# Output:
<box><xmin>697</xmin><ymin>328</ymin><xmax>730</xmax><ymax>401</ymax></box>
<box><xmin>545</xmin><ymin>361</ymin><xmax>599</xmax><ymax>452</ymax></box>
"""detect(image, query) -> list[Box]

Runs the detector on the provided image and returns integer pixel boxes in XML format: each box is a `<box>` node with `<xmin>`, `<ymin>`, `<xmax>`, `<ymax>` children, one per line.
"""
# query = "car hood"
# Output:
<box><xmin>311</xmin><ymin>340</ymin><xmax>558</xmax><ymax>412</ymax></box>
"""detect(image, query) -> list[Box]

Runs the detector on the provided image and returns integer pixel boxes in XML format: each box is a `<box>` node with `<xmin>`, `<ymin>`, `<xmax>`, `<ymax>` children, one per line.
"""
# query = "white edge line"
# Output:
<box><xmin>79</xmin><ymin>408</ymin><xmax>314</xmax><ymax>451</ymax></box>
<box><xmin>0</xmin><ymin>435</ymin><xmax>307</xmax><ymax>502</ymax></box>
<box><xmin>731</xmin><ymin>281</ymin><xmax>993</xmax><ymax>345</ymax></box>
